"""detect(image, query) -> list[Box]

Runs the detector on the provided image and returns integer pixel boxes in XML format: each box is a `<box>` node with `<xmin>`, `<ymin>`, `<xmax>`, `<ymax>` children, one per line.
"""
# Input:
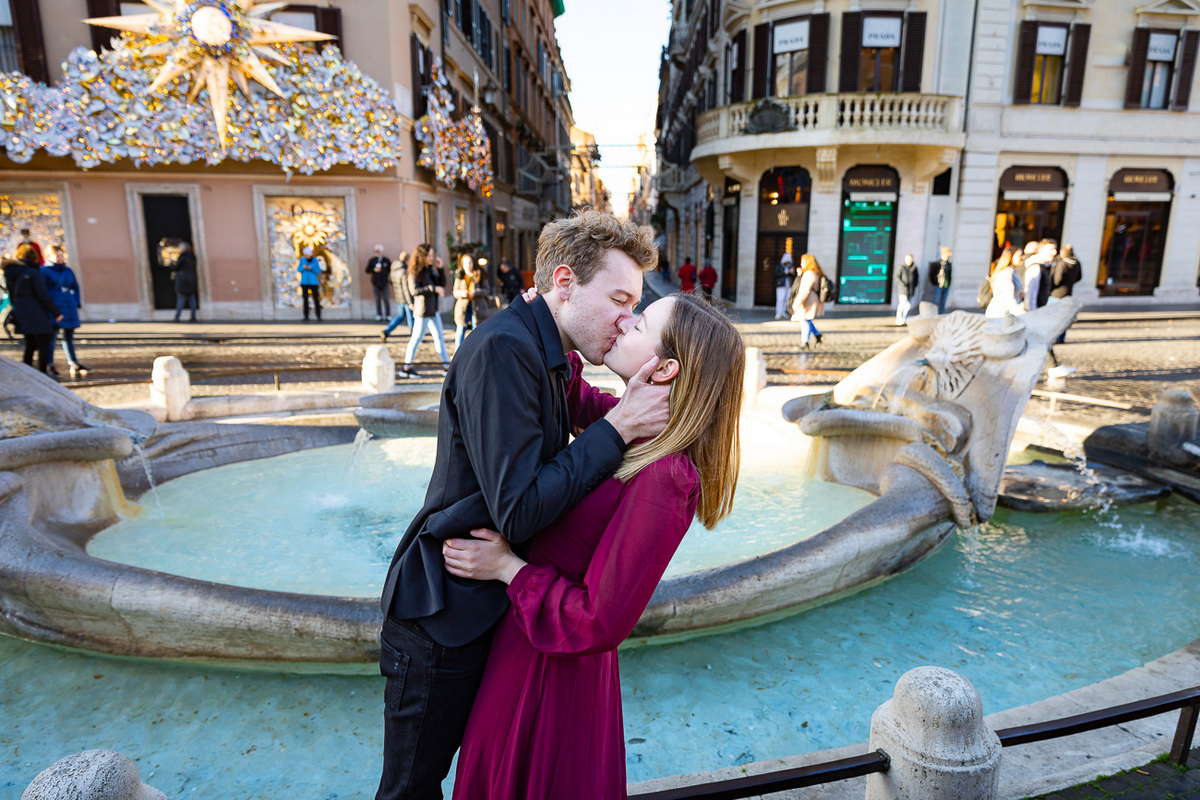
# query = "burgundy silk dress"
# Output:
<box><xmin>452</xmin><ymin>354</ymin><xmax>700</xmax><ymax>800</ymax></box>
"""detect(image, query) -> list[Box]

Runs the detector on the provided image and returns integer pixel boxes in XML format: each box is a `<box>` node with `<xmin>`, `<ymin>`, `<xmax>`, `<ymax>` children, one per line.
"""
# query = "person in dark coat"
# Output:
<box><xmin>927</xmin><ymin>246</ymin><xmax>953</xmax><ymax>314</ymax></box>
<box><xmin>171</xmin><ymin>242</ymin><xmax>199</xmax><ymax>322</ymax></box>
<box><xmin>43</xmin><ymin>245</ymin><xmax>88</xmax><ymax>377</ymax></box>
<box><xmin>365</xmin><ymin>244</ymin><xmax>392</xmax><ymax>321</ymax></box>
<box><xmin>497</xmin><ymin>259</ymin><xmax>523</xmax><ymax>304</ymax></box>
<box><xmin>3</xmin><ymin>243</ymin><xmax>60</xmax><ymax>374</ymax></box>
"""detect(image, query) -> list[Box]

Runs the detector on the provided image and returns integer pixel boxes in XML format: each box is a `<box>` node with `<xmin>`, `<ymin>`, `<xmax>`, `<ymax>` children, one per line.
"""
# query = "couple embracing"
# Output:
<box><xmin>376</xmin><ymin>211</ymin><xmax>746</xmax><ymax>800</ymax></box>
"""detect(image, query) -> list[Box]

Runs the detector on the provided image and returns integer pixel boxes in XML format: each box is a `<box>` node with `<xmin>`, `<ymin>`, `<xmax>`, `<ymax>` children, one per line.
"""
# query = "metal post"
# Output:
<box><xmin>1171</xmin><ymin>703</ymin><xmax>1198</xmax><ymax>767</ymax></box>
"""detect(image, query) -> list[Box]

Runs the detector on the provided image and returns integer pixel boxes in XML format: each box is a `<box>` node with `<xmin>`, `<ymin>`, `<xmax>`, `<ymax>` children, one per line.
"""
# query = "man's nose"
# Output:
<box><xmin>617</xmin><ymin>315</ymin><xmax>635</xmax><ymax>334</ymax></box>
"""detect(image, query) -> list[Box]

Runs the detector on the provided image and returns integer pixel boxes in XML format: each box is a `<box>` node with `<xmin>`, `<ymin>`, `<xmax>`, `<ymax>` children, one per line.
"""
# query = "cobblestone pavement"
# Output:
<box><xmin>5</xmin><ymin>308</ymin><xmax>1196</xmax><ymax>414</ymax></box>
<box><xmin>1029</xmin><ymin>749</ymin><xmax>1200</xmax><ymax>799</ymax></box>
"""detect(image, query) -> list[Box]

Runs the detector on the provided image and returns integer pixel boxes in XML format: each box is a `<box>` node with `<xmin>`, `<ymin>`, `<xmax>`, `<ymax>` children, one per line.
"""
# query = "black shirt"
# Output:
<box><xmin>380</xmin><ymin>295</ymin><xmax>628</xmax><ymax>646</ymax></box>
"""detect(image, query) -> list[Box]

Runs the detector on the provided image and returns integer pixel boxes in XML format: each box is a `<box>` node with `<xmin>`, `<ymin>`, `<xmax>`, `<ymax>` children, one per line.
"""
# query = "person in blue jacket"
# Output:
<box><xmin>296</xmin><ymin>245</ymin><xmax>324</xmax><ymax>321</ymax></box>
<box><xmin>42</xmin><ymin>245</ymin><xmax>88</xmax><ymax>378</ymax></box>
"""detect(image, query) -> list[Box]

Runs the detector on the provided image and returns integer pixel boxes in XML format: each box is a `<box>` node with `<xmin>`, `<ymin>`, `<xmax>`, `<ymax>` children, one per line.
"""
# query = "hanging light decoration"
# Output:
<box><xmin>414</xmin><ymin>56</ymin><xmax>494</xmax><ymax>198</ymax></box>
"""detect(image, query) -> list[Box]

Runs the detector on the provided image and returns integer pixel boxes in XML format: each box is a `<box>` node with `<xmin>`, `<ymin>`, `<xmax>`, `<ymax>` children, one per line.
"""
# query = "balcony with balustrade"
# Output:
<box><xmin>691</xmin><ymin>92</ymin><xmax>965</xmax><ymax>163</ymax></box>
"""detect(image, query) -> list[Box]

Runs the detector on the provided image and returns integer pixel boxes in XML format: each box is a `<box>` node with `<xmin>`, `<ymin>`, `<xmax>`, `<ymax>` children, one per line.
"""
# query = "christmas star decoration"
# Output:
<box><xmin>86</xmin><ymin>0</ymin><xmax>333</xmax><ymax>144</ymax></box>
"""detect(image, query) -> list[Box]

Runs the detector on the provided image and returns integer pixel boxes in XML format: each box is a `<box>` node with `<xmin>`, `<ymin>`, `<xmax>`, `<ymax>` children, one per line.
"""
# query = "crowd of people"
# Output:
<box><xmin>374</xmin><ymin>244</ymin><xmax>525</xmax><ymax>378</ymax></box>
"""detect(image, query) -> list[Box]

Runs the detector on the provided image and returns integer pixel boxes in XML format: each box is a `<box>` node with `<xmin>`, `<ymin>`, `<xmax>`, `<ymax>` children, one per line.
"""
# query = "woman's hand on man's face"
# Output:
<box><xmin>443</xmin><ymin>528</ymin><xmax>525</xmax><ymax>584</ymax></box>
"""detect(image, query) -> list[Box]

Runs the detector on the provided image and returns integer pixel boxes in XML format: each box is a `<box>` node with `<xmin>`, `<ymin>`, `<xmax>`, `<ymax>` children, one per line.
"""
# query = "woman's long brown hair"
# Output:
<box><xmin>615</xmin><ymin>294</ymin><xmax>744</xmax><ymax>529</ymax></box>
<box><xmin>409</xmin><ymin>243</ymin><xmax>433</xmax><ymax>278</ymax></box>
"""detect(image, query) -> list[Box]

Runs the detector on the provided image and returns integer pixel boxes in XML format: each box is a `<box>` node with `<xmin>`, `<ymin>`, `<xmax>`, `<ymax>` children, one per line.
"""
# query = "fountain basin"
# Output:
<box><xmin>0</xmin><ymin>411</ymin><xmax>953</xmax><ymax>665</ymax></box>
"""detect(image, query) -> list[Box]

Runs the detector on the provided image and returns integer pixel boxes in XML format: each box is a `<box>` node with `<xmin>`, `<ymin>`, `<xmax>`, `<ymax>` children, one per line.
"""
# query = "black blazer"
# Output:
<box><xmin>379</xmin><ymin>295</ymin><xmax>627</xmax><ymax>646</ymax></box>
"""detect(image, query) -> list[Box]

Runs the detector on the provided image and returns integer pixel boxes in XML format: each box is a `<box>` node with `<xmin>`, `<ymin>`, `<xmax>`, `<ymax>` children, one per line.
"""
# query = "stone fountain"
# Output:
<box><xmin>0</xmin><ymin>300</ymin><xmax>1077</xmax><ymax>665</ymax></box>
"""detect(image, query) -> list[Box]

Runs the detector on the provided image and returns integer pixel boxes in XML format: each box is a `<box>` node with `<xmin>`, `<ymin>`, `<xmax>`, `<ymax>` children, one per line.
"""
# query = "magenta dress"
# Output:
<box><xmin>452</xmin><ymin>355</ymin><xmax>700</xmax><ymax>800</ymax></box>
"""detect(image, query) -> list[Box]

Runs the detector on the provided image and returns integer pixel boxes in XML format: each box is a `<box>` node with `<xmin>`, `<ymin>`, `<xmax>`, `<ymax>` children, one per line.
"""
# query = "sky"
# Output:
<box><xmin>554</xmin><ymin>0</ymin><xmax>672</xmax><ymax>218</ymax></box>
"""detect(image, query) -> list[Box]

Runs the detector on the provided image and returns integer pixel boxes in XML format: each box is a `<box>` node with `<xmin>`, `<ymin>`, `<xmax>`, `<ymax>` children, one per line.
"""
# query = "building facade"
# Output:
<box><xmin>0</xmin><ymin>0</ymin><xmax>576</xmax><ymax>321</ymax></box>
<box><xmin>569</xmin><ymin>125</ymin><xmax>612</xmax><ymax>212</ymax></box>
<box><xmin>656</xmin><ymin>0</ymin><xmax>1200</xmax><ymax>309</ymax></box>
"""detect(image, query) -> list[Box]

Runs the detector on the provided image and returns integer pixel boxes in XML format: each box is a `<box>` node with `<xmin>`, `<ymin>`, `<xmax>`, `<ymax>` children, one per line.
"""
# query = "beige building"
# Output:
<box><xmin>657</xmin><ymin>0</ymin><xmax>1200</xmax><ymax>309</ymax></box>
<box><xmin>628</xmin><ymin>132</ymin><xmax>656</xmax><ymax>226</ymax></box>
<box><xmin>569</xmin><ymin>125</ymin><xmax>611</xmax><ymax>212</ymax></box>
<box><xmin>0</xmin><ymin>0</ymin><xmax>575</xmax><ymax>320</ymax></box>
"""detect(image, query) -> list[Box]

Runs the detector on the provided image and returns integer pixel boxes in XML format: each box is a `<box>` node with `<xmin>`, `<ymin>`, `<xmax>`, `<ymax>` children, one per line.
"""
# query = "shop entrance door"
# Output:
<box><xmin>755</xmin><ymin>167</ymin><xmax>811</xmax><ymax>306</ymax></box>
<box><xmin>1099</xmin><ymin>203</ymin><xmax>1170</xmax><ymax>295</ymax></box>
<box><xmin>141</xmin><ymin>194</ymin><xmax>195</xmax><ymax>310</ymax></box>
<box><xmin>721</xmin><ymin>198</ymin><xmax>739</xmax><ymax>302</ymax></box>
<box><xmin>837</xmin><ymin>165</ymin><xmax>900</xmax><ymax>305</ymax></box>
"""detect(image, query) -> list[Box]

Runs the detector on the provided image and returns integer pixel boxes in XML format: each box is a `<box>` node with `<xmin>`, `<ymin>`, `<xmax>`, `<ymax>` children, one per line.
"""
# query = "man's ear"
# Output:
<box><xmin>551</xmin><ymin>264</ymin><xmax>575</xmax><ymax>302</ymax></box>
<box><xmin>652</xmin><ymin>357</ymin><xmax>681</xmax><ymax>385</ymax></box>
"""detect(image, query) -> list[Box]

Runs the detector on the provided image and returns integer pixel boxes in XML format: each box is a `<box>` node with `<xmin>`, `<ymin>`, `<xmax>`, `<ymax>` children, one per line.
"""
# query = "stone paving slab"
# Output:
<box><xmin>1028</xmin><ymin>748</ymin><xmax>1199</xmax><ymax>799</ymax></box>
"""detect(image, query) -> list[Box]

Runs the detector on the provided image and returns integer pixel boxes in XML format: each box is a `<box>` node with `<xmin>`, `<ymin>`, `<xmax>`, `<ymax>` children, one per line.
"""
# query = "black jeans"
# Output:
<box><xmin>22</xmin><ymin>332</ymin><xmax>53</xmax><ymax>372</ymax></box>
<box><xmin>375</xmin><ymin>617</ymin><xmax>492</xmax><ymax>800</ymax></box>
<box><xmin>374</xmin><ymin>285</ymin><xmax>392</xmax><ymax>319</ymax></box>
<box><xmin>301</xmin><ymin>285</ymin><xmax>322</xmax><ymax>320</ymax></box>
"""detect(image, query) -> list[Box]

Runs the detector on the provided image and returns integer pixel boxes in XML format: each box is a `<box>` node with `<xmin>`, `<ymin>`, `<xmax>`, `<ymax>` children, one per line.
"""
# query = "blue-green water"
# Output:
<box><xmin>87</xmin><ymin>437</ymin><xmax>874</xmax><ymax>592</ymax></box>
<box><xmin>4</xmin><ymin>498</ymin><xmax>1197</xmax><ymax>797</ymax></box>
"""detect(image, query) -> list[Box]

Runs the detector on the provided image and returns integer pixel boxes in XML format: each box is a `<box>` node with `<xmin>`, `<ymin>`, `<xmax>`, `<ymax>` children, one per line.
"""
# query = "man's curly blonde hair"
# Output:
<box><xmin>534</xmin><ymin>209</ymin><xmax>658</xmax><ymax>292</ymax></box>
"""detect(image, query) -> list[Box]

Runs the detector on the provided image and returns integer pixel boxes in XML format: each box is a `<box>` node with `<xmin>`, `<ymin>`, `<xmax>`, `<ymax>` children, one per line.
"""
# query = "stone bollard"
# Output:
<box><xmin>150</xmin><ymin>356</ymin><xmax>191</xmax><ymax>422</ymax></box>
<box><xmin>23</xmin><ymin>750</ymin><xmax>166</xmax><ymax>800</ymax></box>
<box><xmin>362</xmin><ymin>344</ymin><xmax>396</xmax><ymax>394</ymax></box>
<box><xmin>1148</xmin><ymin>388</ymin><xmax>1198</xmax><ymax>465</ymax></box>
<box><xmin>866</xmin><ymin>666</ymin><xmax>1001</xmax><ymax>800</ymax></box>
<box><xmin>743</xmin><ymin>346</ymin><xmax>767</xmax><ymax>407</ymax></box>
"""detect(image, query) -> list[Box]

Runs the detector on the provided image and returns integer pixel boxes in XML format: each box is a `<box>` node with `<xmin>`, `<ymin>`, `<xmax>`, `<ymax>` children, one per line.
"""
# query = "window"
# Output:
<box><xmin>268</xmin><ymin>6</ymin><xmax>341</xmax><ymax>51</ymax></box>
<box><xmin>772</xmin><ymin>18</ymin><xmax>808</xmax><ymax>96</ymax></box>
<box><xmin>0</xmin><ymin>0</ymin><xmax>46</xmax><ymax>81</ymax></box>
<box><xmin>422</xmin><ymin>202</ymin><xmax>439</xmax><ymax>246</ymax></box>
<box><xmin>858</xmin><ymin>16</ymin><xmax>901</xmax><ymax>92</ymax></box>
<box><xmin>727</xmin><ymin>31</ymin><xmax>746</xmax><ymax>102</ymax></box>
<box><xmin>1030</xmin><ymin>25</ymin><xmax>1067</xmax><ymax>104</ymax></box>
<box><xmin>0</xmin><ymin>0</ymin><xmax>19</xmax><ymax>73</ymax></box>
<box><xmin>1142</xmin><ymin>32</ymin><xmax>1177</xmax><ymax>109</ymax></box>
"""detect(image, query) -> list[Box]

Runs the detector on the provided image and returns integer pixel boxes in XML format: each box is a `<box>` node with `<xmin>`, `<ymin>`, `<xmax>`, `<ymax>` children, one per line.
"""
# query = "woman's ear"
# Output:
<box><xmin>652</xmin><ymin>357</ymin><xmax>681</xmax><ymax>384</ymax></box>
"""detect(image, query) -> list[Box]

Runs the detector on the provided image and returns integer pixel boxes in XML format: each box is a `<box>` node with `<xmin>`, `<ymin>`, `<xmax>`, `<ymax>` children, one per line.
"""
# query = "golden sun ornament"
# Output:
<box><xmin>85</xmin><ymin>0</ymin><xmax>333</xmax><ymax>145</ymax></box>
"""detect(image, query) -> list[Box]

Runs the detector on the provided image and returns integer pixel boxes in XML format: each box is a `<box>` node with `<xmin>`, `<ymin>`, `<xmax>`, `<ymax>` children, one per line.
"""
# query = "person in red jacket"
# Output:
<box><xmin>698</xmin><ymin>263</ymin><xmax>717</xmax><ymax>299</ymax></box>
<box><xmin>677</xmin><ymin>255</ymin><xmax>697</xmax><ymax>293</ymax></box>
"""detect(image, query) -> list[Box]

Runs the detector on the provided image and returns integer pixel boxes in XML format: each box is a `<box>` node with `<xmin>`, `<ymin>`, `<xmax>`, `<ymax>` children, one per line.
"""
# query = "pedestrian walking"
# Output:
<box><xmin>1048</xmin><ymin>244</ymin><xmax>1083</xmax><ymax>348</ymax></box>
<box><xmin>171</xmin><ymin>241</ymin><xmax>199</xmax><ymax>322</ymax></box>
<box><xmin>677</xmin><ymin>255</ymin><xmax>697</xmax><ymax>294</ymax></box>
<box><xmin>3</xmin><ymin>244</ymin><xmax>60</xmax><ymax>374</ymax></box>
<box><xmin>895</xmin><ymin>253</ymin><xmax>919</xmax><ymax>325</ymax></box>
<box><xmin>928</xmin><ymin>246</ymin><xmax>953</xmax><ymax>314</ymax></box>
<box><xmin>365</xmin><ymin>244</ymin><xmax>392</xmax><ymax>321</ymax></box>
<box><xmin>698</xmin><ymin>263</ymin><xmax>717</xmax><ymax>300</ymax></box>
<box><xmin>984</xmin><ymin>246</ymin><xmax>1025</xmax><ymax>318</ymax></box>
<box><xmin>381</xmin><ymin>251</ymin><xmax>414</xmax><ymax>340</ymax></box>
<box><xmin>791</xmin><ymin>253</ymin><xmax>827</xmax><ymax>348</ymax></box>
<box><xmin>42</xmin><ymin>245</ymin><xmax>88</xmax><ymax>378</ymax></box>
<box><xmin>497</xmin><ymin>259</ymin><xmax>523</xmax><ymax>304</ymax></box>
<box><xmin>1024</xmin><ymin>240</ymin><xmax>1056</xmax><ymax>312</ymax></box>
<box><xmin>774</xmin><ymin>252</ymin><xmax>795</xmax><ymax>319</ymax></box>
<box><xmin>17</xmin><ymin>228</ymin><xmax>43</xmax><ymax>265</ymax></box>
<box><xmin>398</xmin><ymin>243</ymin><xmax>451</xmax><ymax>378</ymax></box>
<box><xmin>297</xmin><ymin>246</ymin><xmax>323</xmax><ymax>322</ymax></box>
<box><xmin>453</xmin><ymin>254</ymin><xmax>485</xmax><ymax>351</ymax></box>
